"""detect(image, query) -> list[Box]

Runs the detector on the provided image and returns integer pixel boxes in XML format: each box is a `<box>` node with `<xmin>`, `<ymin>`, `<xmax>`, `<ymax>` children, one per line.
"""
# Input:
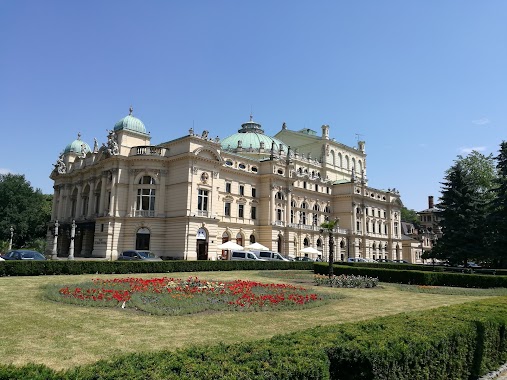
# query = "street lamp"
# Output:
<box><xmin>8</xmin><ymin>226</ymin><xmax>14</xmax><ymax>251</ymax></box>
<box><xmin>320</xmin><ymin>218</ymin><xmax>339</xmax><ymax>278</ymax></box>
<box><xmin>52</xmin><ymin>220</ymin><xmax>59</xmax><ymax>259</ymax></box>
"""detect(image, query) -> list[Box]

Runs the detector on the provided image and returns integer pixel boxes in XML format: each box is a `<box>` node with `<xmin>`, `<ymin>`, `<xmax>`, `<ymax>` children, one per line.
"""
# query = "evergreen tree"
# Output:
<box><xmin>0</xmin><ymin>174</ymin><xmax>52</xmax><ymax>249</ymax></box>
<box><xmin>433</xmin><ymin>163</ymin><xmax>487</xmax><ymax>266</ymax></box>
<box><xmin>488</xmin><ymin>141</ymin><xmax>507</xmax><ymax>267</ymax></box>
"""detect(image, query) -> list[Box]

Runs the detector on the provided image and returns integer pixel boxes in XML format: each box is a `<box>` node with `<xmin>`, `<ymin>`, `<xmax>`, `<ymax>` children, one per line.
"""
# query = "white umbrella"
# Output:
<box><xmin>245</xmin><ymin>242</ymin><xmax>269</xmax><ymax>251</ymax></box>
<box><xmin>300</xmin><ymin>246</ymin><xmax>321</xmax><ymax>255</ymax></box>
<box><xmin>217</xmin><ymin>241</ymin><xmax>244</xmax><ymax>251</ymax></box>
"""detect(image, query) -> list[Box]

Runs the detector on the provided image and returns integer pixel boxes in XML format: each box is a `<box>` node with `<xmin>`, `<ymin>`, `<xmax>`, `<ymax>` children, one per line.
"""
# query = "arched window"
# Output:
<box><xmin>139</xmin><ymin>175</ymin><xmax>156</xmax><ymax>185</ymax></box>
<box><xmin>236</xmin><ymin>232</ymin><xmax>243</xmax><ymax>247</ymax></box>
<box><xmin>330</xmin><ymin>150</ymin><xmax>335</xmax><ymax>166</ymax></box>
<box><xmin>358</xmin><ymin>160</ymin><xmax>363</xmax><ymax>174</ymax></box>
<box><xmin>136</xmin><ymin>227</ymin><xmax>150</xmax><ymax>250</ymax></box>
<box><xmin>303</xmin><ymin>238</ymin><xmax>309</xmax><ymax>247</ymax></box>
<box><xmin>291</xmin><ymin>200</ymin><xmax>297</xmax><ymax>208</ymax></box>
<box><xmin>317</xmin><ymin>238</ymin><xmax>322</xmax><ymax>251</ymax></box>
<box><xmin>301</xmin><ymin>202</ymin><xmax>307</xmax><ymax>209</ymax></box>
<box><xmin>313</xmin><ymin>204</ymin><xmax>320</xmax><ymax>212</ymax></box>
<box><xmin>278</xmin><ymin>235</ymin><xmax>283</xmax><ymax>254</ymax></box>
<box><xmin>352</xmin><ymin>158</ymin><xmax>356</xmax><ymax>172</ymax></box>
<box><xmin>249</xmin><ymin>234</ymin><xmax>256</xmax><ymax>243</ymax></box>
<box><xmin>338</xmin><ymin>153</ymin><xmax>343</xmax><ymax>168</ymax></box>
<box><xmin>275</xmin><ymin>191</ymin><xmax>284</xmax><ymax>200</ymax></box>
<box><xmin>345</xmin><ymin>156</ymin><xmax>350</xmax><ymax>170</ymax></box>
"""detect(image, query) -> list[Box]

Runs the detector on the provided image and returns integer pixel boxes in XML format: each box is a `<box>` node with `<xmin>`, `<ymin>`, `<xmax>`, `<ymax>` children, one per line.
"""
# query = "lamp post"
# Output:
<box><xmin>68</xmin><ymin>220</ymin><xmax>76</xmax><ymax>260</ymax></box>
<box><xmin>8</xmin><ymin>226</ymin><xmax>14</xmax><ymax>251</ymax></box>
<box><xmin>321</xmin><ymin>218</ymin><xmax>339</xmax><ymax>278</ymax></box>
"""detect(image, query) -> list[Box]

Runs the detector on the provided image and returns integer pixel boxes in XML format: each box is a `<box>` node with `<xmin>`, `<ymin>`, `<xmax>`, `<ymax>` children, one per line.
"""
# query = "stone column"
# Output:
<box><xmin>109</xmin><ymin>169</ymin><xmax>118</xmax><ymax>217</ymax></box>
<box><xmin>286</xmin><ymin>189</ymin><xmax>292</xmax><ymax>226</ymax></box>
<box><xmin>99</xmin><ymin>171</ymin><xmax>108</xmax><ymax>215</ymax></box>
<box><xmin>75</xmin><ymin>183</ymin><xmax>83</xmax><ymax>219</ymax></box>
<box><xmin>128</xmin><ymin>170</ymin><xmax>136</xmax><ymax>217</ymax></box>
<box><xmin>157</xmin><ymin>170</ymin><xmax>167</xmax><ymax>217</ymax></box>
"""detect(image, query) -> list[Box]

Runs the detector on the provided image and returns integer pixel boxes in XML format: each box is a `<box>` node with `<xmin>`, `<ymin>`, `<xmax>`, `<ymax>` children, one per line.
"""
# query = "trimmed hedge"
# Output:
<box><xmin>0</xmin><ymin>260</ymin><xmax>313</xmax><ymax>277</ymax></box>
<box><xmin>315</xmin><ymin>263</ymin><xmax>507</xmax><ymax>288</ymax></box>
<box><xmin>2</xmin><ymin>297</ymin><xmax>507</xmax><ymax>379</ymax></box>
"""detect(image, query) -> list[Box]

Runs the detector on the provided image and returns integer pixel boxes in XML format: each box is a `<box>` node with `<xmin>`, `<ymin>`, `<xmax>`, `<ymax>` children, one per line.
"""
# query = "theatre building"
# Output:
<box><xmin>47</xmin><ymin>109</ymin><xmax>404</xmax><ymax>261</ymax></box>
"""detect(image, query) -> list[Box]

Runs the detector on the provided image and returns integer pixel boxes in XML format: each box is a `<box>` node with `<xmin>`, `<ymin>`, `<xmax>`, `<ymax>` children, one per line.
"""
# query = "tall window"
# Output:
<box><xmin>252</xmin><ymin>188</ymin><xmax>256</xmax><ymax>197</ymax></box>
<box><xmin>238</xmin><ymin>204</ymin><xmax>244</xmax><ymax>218</ymax></box>
<box><xmin>290</xmin><ymin>209</ymin><xmax>294</xmax><ymax>223</ymax></box>
<box><xmin>225</xmin><ymin>183</ymin><xmax>231</xmax><ymax>193</ymax></box>
<box><xmin>197</xmin><ymin>189</ymin><xmax>208</xmax><ymax>212</ymax></box>
<box><xmin>251</xmin><ymin>206</ymin><xmax>257</xmax><ymax>220</ymax></box>
<box><xmin>137</xmin><ymin>188</ymin><xmax>155</xmax><ymax>213</ymax></box>
<box><xmin>224</xmin><ymin>202</ymin><xmax>231</xmax><ymax>216</ymax></box>
<box><xmin>394</xmin><ymin>222</ymin><xmax>399</xmax><ymax>237</ymax></box>
<box><xmin>277</xmin><ymin>208</ymin><xmax>283</xmax><ymax>221</ymax></box>
<box><xmin>136</xmin><ymin>176</ymin><xmax>156</xmax><ymax>216</ymax></box>
<box><xmin>239</xmin><ymin>185</ymin><xmax>244</xmax><ymax>196</ymax></box>
<box><xmin>301</xmin><ymin>211</ymin><xmax>307</xmax><ymax>225</ymax></box>
<box><xmin>313</xmin><ymin>213</ymin><xmax>318</xmax><ymax>225</ymax></box>
<box><xmin>276</xmin><ymin>191</ymin><xmax>284</xmax><ymax>200</ymax></box>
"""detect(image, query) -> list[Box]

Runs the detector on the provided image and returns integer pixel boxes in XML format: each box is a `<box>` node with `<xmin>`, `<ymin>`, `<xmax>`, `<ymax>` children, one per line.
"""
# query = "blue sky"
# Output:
<box><xmin>1</xmin><ymin>1</ymin><xmax>506</xmax><ymax>211</ymax></box>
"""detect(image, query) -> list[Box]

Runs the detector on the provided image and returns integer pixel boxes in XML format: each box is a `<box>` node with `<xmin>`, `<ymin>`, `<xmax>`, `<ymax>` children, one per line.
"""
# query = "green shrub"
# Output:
<box><xmin>0</xmin><ymin>260</ymin><xmax>314</xmax><ymax>277</ymax></box>
<box><xmin>314</xmin><ymin>263</ymin><xmax>507</xmax><ymax>288</ymax></box>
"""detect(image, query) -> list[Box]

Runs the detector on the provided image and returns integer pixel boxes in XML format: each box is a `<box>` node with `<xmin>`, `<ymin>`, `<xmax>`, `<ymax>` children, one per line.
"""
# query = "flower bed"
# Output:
<box><xmin>314</xmin><ymin>274</ymin><xmax>379</xmax><ymax>288</ymax></box>
<box><xmin>47</xmin><ymin>276</ymin><xmax>325</xmax><ymax>315</ymax></box>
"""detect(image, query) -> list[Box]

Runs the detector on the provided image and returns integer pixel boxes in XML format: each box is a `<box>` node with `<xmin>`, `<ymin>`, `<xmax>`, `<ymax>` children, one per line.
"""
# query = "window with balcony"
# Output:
<box><xmin>135</xmin><ymin>176</ymin><xmax>156</xmax><ymax>217</ymax></box>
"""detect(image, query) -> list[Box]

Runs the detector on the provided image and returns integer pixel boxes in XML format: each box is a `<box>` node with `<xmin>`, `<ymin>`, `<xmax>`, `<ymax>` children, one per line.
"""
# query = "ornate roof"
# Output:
<box><xmin>221</xmin><ymin>115</ymin><xmax>286</xmax><ymax>153</ymax></box>
<box><xmin>63</xmin><ymin>133</ymin><xmax>91</xmax><ymax>155</ymax></box>
<box><xmin>114</xmin><ymin>106</ymin><xmax>147</xmax><ymax>134</ymax></box>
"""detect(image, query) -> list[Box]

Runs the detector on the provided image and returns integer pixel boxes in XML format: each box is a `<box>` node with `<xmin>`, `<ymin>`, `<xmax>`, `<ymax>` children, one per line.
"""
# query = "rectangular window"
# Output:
<box><xmin>226</xmin><ymin>183</ymin><xmax>231</xmax><ymax>193</ymax></box>
<box><xmin>239</xmin><ymin>185</ymin><xmax>244</xmax><ymax>196</ymax></box>
<box><xmin>366</xmin><ymin>222</ymin><xmax>369</xmax><ymax>233</ymax></box>
<box><xmin>290</xmin><ymin>210</ymin><xmax>294</xmax><ymax>223</ymax></box>
<box><xmin>315</xmin><ymin>184</ymin><xmax>318</xmax><ymax>192</ymax></box>
<box><xmin>238</xmin><ymin>204</ymin><xmax>244</xmax><ymax>218</ymax></box>
<box><xmin>251</xmin><ymin>206</ymin><xmax>257</xmax><ymax>220</ymax></box>
<box><xmin>303</xmin><ymin>182</ymin><xmax>307</xmax><ymax>189</ymax></box>
<box><xmin>326</xmin><ymin>187</ymin><xmax>330</xmax><ymax>194</ymax></box>
<box><xmin>137</xmin><ymin>189</ymin><xmax>156</xmax><ymax>211</ymax></box>
<box><xmin>356</xmin><ymin>221</ymin><xmax>360</xmax><ymax>232</ymax></box>
<box><xmin>394</xmin><ymin>222</ymin><xmax>399</xmax><ymax>236</ymax></box>
<box><xmin>277</xmin><ymin>208</ymin><xmax>282</xmax><ymax>221</ymax></box>
<box><xmin>384</xmin><ymin>224</ymin><xmax>388</xmax><ymax>234</ymax></box>
<box><xmin>197</xmin><ymin>189</ymin><xmax>208</xmax><ymax>211</ymax></box>
<box><xmin>252</xmin><ymin>188</ymin><xmax>256</xmax><ymax>197</ymax></box>
<box><xmin>224</xmin><ymin>202</ymin><xmax>231</xmax><ymax>216</ymax></box>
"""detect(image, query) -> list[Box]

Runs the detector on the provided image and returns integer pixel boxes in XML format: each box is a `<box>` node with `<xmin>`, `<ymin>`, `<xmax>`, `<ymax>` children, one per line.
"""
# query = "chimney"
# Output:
<box><xmin>428</xmin><ymin>196</ymin><xmax>434</xmax><ymax>209</ymax></box>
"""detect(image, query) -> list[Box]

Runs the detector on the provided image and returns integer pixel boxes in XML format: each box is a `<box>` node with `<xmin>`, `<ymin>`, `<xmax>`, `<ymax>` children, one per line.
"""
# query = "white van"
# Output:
<box><xmin>252</xmin><ymin>250</ymin><xmax>290</xmax><ymax>261</ymax></box>
<box><xmin>230</xmin><ymin>250</ymin><xmax>265</xmax><ymax>261</ymax></box>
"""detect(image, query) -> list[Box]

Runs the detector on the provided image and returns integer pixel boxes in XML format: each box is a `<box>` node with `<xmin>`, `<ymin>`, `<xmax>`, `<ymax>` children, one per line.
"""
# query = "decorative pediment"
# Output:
<box><xmin>193</xmin><ymin>147</ymin><xmax>222</xmax><ymax>162</ymax></box>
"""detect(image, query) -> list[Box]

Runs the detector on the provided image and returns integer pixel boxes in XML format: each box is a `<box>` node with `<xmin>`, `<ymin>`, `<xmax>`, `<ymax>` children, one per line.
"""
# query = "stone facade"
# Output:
<box><xmin>47</xmin><ymin>112</ymin><xmax>404</xmax><ymax>261</ymax></box>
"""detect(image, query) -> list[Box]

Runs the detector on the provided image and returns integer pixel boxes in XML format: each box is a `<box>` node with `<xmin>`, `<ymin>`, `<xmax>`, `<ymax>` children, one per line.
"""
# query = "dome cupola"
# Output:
<box><xmin>63</xmin><ymin>132</ymin><xmax>91</xmax><ymax>155</ymax></box>
<box><xmin>114</xmin><ymin>106</ymin><xmax>147</xmax><ymax>134</ymax></box>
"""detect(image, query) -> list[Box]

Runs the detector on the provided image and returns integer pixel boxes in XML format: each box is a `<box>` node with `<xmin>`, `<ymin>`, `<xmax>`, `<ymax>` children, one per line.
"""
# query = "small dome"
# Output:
<box><xmin>63</xmin><ymin>133</ymin><xmax>91</xmax><ymax>155</ymax></box>
<box><xmin>114</xmin><ymin>106</ymin><xmax>147</xmax><ymax>134</ymax></box>
<box><xmin>221</xmin><ymin>115</ymin><xmax>286</xmax><ymax>152</ymax></box>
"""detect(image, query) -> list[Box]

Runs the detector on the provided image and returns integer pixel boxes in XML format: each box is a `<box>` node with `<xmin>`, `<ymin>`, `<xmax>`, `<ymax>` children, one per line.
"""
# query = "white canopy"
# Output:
<box><xmin>245</xmin><ymin>242</ymin><xmax>269</xmax><ymax>251</ymax></box>
<box><xmin>300</xmin><ymin>246</ymin><xmax>321</xmax><ymax>255</ymax></box>
<box><xmin>217</xmin><ymin>241</ymin><xmax>244</xmax><ymax>251</ymax></box>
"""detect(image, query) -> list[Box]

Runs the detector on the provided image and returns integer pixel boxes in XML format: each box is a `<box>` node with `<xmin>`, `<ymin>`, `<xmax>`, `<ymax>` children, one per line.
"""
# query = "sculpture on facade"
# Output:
<box><xmin>105</xmin><ymin>130</ymin><xmax>119</xmax><ymax>156</ymax></box>
<box><xmin>93</xmin><ymin>138</ymin><xmax>99</xmax><ymax>153</ymax></box>
<box><xmin>54</xmin><ymin>154</ymin><xmax>67</xmax><ymax>174</ymax></box>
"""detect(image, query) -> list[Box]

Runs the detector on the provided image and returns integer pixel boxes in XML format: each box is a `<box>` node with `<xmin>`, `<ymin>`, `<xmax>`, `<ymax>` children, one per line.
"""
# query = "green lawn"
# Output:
<box><xmin>0</xmin><ymin>270</ymin><xmax>498</xmax><ymax>371</ymax></box>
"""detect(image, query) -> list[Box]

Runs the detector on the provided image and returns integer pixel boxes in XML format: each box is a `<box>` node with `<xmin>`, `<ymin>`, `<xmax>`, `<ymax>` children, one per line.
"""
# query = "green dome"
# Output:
<box><xmin>114</xmin><ymin>107</ymin><xmax>147</xmax><ymax>134</ymax></box>
<box><xmin>63</xmin><ymin>133</ymin><xmax>91</xmax><ymax>155</ymax></box>
<box><xmin>221</xmin><ymin>116</ymin><xmax>286</xmax><ymax>152</ymax></box>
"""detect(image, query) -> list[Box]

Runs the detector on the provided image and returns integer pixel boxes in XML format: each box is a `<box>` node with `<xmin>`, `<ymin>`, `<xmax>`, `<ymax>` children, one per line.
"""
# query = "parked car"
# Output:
<box><xmin>294</xmin><ymin>256</ymin><xmax>314</xmax><ymax>262</ymax></box>
<box><xmin>1</xmin><ymin>250</ymin><xmax>46</xmax><ymax>260</ymax></box>
<box><xmin>252</xmin><ymin>250</ymin><xmax>290</xmax><ymax>261</ymax></box>
<box><xmin>377</xmin><ymin>259</ymin><xmax>393</xmax><ymax>263</ymax></box>
<box><xmin>347</xmin><ymin>257</ymin><xmax>368</xmax><ymax>263</ymax></box>
<box><xmin>230</xmin><ymin>250</ymin><xmax>265</xmax><ymax>261</ymax></box>
<box><xmin>392</xmin><ymin>260</ymin><xmax>409</xmax><ymax>264</ymax></box>
<box><xmin>117</xmin><ymin>250</ymin><xmax>162</xmax><ymax>261</ymax></box>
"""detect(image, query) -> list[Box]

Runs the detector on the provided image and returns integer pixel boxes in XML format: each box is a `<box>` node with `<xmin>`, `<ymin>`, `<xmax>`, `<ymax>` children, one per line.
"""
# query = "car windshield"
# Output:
<box><xmin>20</xmin><ymin>251</ymin><xmax>42</xmax><ymax>259</ymax></box>
<box><xmin>138</xmin><ymin>251</ymin><xmax>155</xmax><ymax>259</ymax></box>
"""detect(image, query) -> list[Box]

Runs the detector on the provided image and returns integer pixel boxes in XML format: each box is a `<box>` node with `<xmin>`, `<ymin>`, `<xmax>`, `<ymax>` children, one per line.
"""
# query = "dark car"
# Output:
<box><xmin>117</xmin><ymin>250</ymin><xmax>162</xmax><ymax>261</ymax></box>
<box><xmin>2</xmin><ymin>250</ymin><xmax>46</xmax><ymax>260</ymax></box>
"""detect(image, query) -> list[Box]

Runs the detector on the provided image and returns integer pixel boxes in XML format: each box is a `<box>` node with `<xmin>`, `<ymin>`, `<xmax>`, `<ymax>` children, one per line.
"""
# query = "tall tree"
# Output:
<box><xmin>433</xmin><ymin>161</ymin><xmax>489</xmax><ymax>266</ymax></box>
<box><xmin>0</xmin><ymin>174</ymin><xmax>52</xmax><ymax>249</ymax></box>
<box><xmin>400</xmin><ymin>206</ymin><xmax>419</xmax><ymax>225</ymax></box>
<box><xmin>488</xmin><ymin>141</ymin><xmax>507</xmax><ymax>267</ymax></box>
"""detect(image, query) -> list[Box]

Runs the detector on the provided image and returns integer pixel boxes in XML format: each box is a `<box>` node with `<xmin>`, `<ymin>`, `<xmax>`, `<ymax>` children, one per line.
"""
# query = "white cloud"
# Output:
<box><xmin>459</xmin><ymin>146</ymin><xmax>486</xmax><ymax>154</ymax></box>
<box><xmin>472</xmin><ymin>118</ymin><xmax>490</xmax><ymax>126</ymax></box>
<box><xmin>0</xmin><ymin>168</ymin><xmax>13</xmax><ymax>175</ymax></box>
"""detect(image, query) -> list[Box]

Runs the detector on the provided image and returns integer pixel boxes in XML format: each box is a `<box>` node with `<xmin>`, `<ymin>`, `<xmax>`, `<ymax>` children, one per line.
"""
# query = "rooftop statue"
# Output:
<box><xmin>106</xmin><ymin>130</ymin><xmax>119</xmax><ymax>156</ymax></box>
<box><xmin>54</xmin><ymin>154</ymin><xmax>66</xmax><ymax>174</ymax></box>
